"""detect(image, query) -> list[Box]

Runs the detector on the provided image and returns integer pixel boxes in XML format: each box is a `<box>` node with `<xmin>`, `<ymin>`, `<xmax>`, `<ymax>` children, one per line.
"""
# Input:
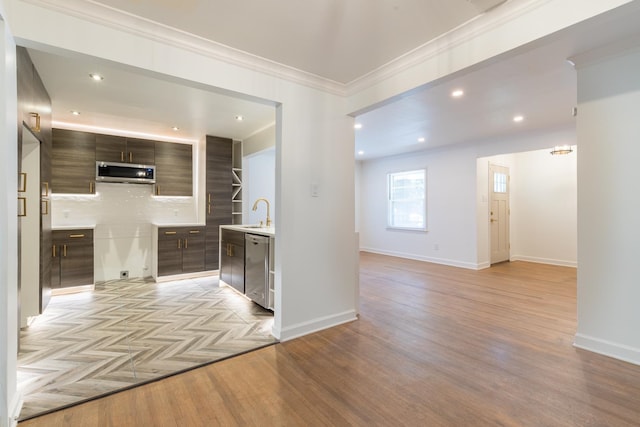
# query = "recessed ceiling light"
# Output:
<box><xmin>418</xmin><ymin>137</ymin><xmax>426</xmax><ymax>143</ymax></box>
<box><xmin>70</xmin><ymin>110</ymin><xmax>80</xmax><ymax>116</ymax></box>
<box><xmin>451</xmin><ymin>89</ymin><xmax>464</xmax><ymax>98</ymax></box>
<box><xmin>513</xmin><ymin>115</ymin><xmax>524</xmax><ymax>123</ymax></box>
<box><xmin>235</xmin><ymin>115</ymin><xmax>244</xmax><ymax>121</ymax></box>
<box><xmin>172</xmin><ymin>126</ymin><xmax>180</xmax><ymax>131</ymax></box>
<box><xmin>357</xmin><ymin>150</ymin><xmax>364</xmax><ymax>155</ymax></box>
<box><xmin>354</xmin><ymin>123</ymin><xmax>363</xmax><ymax>129</ymax></box>
<box><xmin>89</xmin><ymin>73</ymin><xmax>104</xmax><ymax>81</ymax></box>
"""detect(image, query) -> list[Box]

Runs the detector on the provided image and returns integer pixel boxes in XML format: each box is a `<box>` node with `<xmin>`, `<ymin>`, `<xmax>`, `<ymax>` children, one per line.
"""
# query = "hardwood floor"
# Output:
<box><xmin>20</xmin><ymin>253</ymin><xmax>640</xmax><ymax>426</ymax></box>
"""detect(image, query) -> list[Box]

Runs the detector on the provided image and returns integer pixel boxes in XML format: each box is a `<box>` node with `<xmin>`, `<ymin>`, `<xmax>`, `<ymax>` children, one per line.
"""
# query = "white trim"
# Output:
<box><xmin>20</xmin><ymin>0</ymin><xmax>558</xmax><ymax>98</ymax></box>
<box><xmin>345</xmin><ymin>0</ymin><xmax>553</xmax><ymax>94</ymax></box>
<box><xmin>273</xmin><ymin>310</ymin><xmax>357</xmax><ymax>342</ymax></box>
<box><xmin>22</xmin><ymin>0</ymin><xmax>346</xmax><ymax>96</ymax></box>
<box><xmin>574</xmin><ymin>333</ymin><xmax>640</xmax><ymax>367</ymax></box>
<box><xmin>359</xmin><ymin>248</ymin><xmax>482</xmax><ymax>270</ymax></box>
<box><xmin>9</xmin><ymin>393</ymin><xmax>22</xmax><ymax>427</ymax></box>
<box><xmin>476</xmin><ymin>261</ymin><xmax>491</xmax><ymax>270</ymax></box>
<box><xmin>510</xmin><ymin>255</ymin><xmax>577</xmax><ymax>268</ymax></box>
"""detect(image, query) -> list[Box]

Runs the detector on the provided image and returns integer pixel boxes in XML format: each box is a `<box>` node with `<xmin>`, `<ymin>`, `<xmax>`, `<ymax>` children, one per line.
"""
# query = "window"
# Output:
<box><xmin>493</xmin><ymin>172</ymin><xmax>507</xmax><ymax>193</ymax></box>
<box><xmin>387</xmin><ymin>169</ymin><xmax>426</xmax><ymax>230</ymax></box>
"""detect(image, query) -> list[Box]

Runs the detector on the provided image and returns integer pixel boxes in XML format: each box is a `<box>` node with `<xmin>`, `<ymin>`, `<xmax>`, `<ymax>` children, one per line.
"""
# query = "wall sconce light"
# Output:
<box><xmin>551</xmin><ymin>145</ymin><xmax>573</xmax><ymax>155</ymax></box>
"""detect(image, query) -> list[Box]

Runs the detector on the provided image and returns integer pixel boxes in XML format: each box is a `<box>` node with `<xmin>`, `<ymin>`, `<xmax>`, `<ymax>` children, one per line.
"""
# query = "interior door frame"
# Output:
<box><xmin>489</xmin><ymin>163</ymin><xmax>510</xmax><ymax>265</ymax></box>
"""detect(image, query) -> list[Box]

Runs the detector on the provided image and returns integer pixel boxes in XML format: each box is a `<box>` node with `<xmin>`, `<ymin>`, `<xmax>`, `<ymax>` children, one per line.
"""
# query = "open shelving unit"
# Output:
<box><xmin>232</xmin><ymin>140</ymin><xmax>243</xmax><ymax>225</ymax></box>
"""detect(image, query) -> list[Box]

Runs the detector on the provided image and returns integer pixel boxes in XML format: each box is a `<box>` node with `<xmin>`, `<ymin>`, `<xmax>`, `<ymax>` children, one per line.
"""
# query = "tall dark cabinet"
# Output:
<box><xmin>16</xmin><ymin>46</ymin><xmax>53</xmax><ymax>317</ymax></box>
<box><xmin>205</xmin><ymin>136</ymin><xmax>233</xmax><ymax>270</ymax></box>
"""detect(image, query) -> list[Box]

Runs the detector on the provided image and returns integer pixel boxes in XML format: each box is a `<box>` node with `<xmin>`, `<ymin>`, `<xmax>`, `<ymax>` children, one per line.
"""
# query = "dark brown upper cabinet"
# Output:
<box><xmin>154</xmin><ymin>141</ymin><xmax>192</xmax><ymax>196</ymax></box>
<box><xmin>52</xmin><ymin>128</ymin><xmax>96</xmax><ymax>194</ymax></box>
<box><xmin>95</xmin><ymin>134</ymin><xmax>155</xmax><ymax>165</ymax></box>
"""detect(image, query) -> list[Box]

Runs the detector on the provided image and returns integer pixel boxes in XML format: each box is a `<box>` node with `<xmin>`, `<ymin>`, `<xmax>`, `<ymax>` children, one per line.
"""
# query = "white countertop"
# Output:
<box><xmin>52</xmin><ymin>225</ymin><xmax>96</xmax><ymax>230</ymax></box>
<box><xmin>220</xmin><ymin>224</ymin><xmax>275</xmax><ymax>237</ymax></box>
<box><xmin>152</xmin><ymin>222</ymin><xmax>206</xmax><ymax>228</ymax></box>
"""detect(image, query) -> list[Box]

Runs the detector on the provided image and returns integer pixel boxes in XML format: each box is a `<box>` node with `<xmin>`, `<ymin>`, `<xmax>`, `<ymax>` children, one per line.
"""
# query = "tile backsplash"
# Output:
<box><xmin>52</xmin><ymin>182</ymin><xmax>200</xmax><ymax>281</ymax></box>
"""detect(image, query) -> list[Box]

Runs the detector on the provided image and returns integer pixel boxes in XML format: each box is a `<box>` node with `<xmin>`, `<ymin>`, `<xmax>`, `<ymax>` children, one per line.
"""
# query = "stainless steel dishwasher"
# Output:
<box><xmin>244</xmin><ymin>233</ymin><xmax>270</xmax><ymax>309</ymax></box>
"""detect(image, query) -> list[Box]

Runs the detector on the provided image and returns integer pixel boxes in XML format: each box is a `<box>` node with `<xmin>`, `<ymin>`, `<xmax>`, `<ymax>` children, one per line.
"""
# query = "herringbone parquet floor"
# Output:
<box><xmin>17</xmin><ymin>275</ymin><xmax>275</xmax><ymax>421</ymax></box>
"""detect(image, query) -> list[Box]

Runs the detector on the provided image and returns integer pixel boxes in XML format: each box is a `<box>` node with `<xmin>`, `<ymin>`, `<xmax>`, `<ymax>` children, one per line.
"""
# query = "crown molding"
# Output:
<box><xmin>345</xmin><ymin>0</ymin><xmax>552</xmax><ymax>95</ymax></box>
<box><xmin>21</xmin><ymin>0</ymin><xmax>554</xmax><ymax>99</ymax></box>
<box><xmin>22</xmin><ymin>0</ymin><xmax>347</xmax><ymax>96</ymax></box>
<box><xmin>568</xmin><ymin>33</ymin><xmax>640</xmax><ymax>69</ymax></box>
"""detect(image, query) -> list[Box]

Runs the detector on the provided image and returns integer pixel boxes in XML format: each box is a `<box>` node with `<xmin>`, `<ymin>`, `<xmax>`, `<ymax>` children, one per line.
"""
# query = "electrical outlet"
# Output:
<box><xmin>120</xmin><ymin>270</ymin><xmax>129</xmax><ymax>279</ymax></box>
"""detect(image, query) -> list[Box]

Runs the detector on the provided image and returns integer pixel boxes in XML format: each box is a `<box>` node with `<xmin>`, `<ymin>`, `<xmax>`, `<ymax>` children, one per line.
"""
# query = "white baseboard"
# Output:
<box><xmin>574</xmin><ymin>333</ymin><xmax>640</xmax><ymax>366</ymax></box>
<box><xmin>510</xmin><ymin>255</ymin><xmax>577</xmax><ymax>268</ymax></box>
<box><xmin>360</xmin><ymin>247</ymin><xmax>482</xmax><ymax>270</ymax></box>
<box><xmin>273</xmin><ymin>310</ymin><xmax>357</xmax><ymax>342</ymax></box>
<box><xmin>9</xmin><ymin>393</ymin><xmax>23</xmax><ymax>427</ymax></box>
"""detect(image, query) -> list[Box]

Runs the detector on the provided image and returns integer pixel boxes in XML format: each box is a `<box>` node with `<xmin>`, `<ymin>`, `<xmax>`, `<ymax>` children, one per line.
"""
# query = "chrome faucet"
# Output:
<box><xmin>251</xmin><ymin>198</ymin><xmax>272</xmax><ymax>227</ymax></box>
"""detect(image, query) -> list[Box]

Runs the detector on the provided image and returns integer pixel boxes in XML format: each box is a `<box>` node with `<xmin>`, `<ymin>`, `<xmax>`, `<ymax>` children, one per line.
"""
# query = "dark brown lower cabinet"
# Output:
<box><xmin>51</xmin><ymin>229</ymin><xmax>94</xmax><ymax>288</ymax></box>
<box><xmin>157</xmin><ymin>227</ymin><xmax>205</xmax><ymax>276</ymax></box>
<box><xmin>220</xmin><ymin>229</ymin><xmax>245</xmax><ymax>294</ymax></box>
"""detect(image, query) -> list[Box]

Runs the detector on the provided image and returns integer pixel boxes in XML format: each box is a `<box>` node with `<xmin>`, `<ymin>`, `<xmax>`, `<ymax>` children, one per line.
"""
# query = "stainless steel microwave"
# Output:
<box><xmin>96</xmin><ymin>161</ymin><xmax>156</xmax><ymax>184</ymax></box>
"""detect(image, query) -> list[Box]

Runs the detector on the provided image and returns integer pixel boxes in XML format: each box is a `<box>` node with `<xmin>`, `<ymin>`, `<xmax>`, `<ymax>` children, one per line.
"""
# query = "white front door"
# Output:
<box><xmin>490</xmin><ymin>164</ymin><xmax>510</xmax><ymax>264</ymax></box>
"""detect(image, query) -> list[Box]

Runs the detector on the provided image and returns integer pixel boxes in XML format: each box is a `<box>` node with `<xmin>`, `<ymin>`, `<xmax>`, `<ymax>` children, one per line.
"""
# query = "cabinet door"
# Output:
<box><xmin>95</xmin><ymin>134</ymin><xmax>127</xmax><ymax>163</ymax></box>
<box><xmin>231</xmin><ymin>242</ymin><xmax>245</xmax><ymax>293</ymax></box>
<box><xmin>51</xmin><ymin>242</ymin><xmax>61</xmax><ymax>289</ymax></box>
<box><xmin>220</xmin><ymin>229</ymin><xmax>244</xmax><ymax>293</ymax></box>
<box><xmin>182</xmin><ymin>228</ymin><xmax>205</xmax><ymax>273</ymax></box>
<box><xmin>57</xmin><ymin>229</ymin><xmax>94</xmax><ymax>288</ymax></box>
<box><xmin>205</xmin><ymin>136</ymin><xmax>233</xmax><ymax>270</ymax></box>
<box><xmin>126</xmin><ymin>138</ymin><xmax>155</xmax><ymax>165</ymax></box>
<box><xmin>220</xmin><ymin>235</ymin><xmax>232</xmax><ymax>285</ymax></box>
<box><xmin>158</xmin><ymin>229</ymin><xmax>184</xmax><ymax>276</ymax></box>
<box><xmin>155</xmin><ymin>142</ymin><xmax>192</xmax><ymax>196</ymax></box>
<box><xmin>52</xmin><ymin>129</ymin><xmax>96</xmax><ymax>194</ymax></box>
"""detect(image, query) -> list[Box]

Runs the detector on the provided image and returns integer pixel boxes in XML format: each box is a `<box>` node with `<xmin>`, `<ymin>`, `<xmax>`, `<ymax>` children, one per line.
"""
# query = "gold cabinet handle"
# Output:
<box><xmin>41</xmin><ymin>199</ymin><xmax>49</xmax><ymax>215</ymax></box>
<box><xmin>164</xmin><ymin>231</ymin><xmax>177</xmax><ymax>235</ymax></box>
<box><xmin>29</xmin><ymin>112</ymin><xmax>40</xmax><ymax>132</ymax></box>
<box><xmin>129</xmin><ymin>152</ymin><xmax>133</xmax><ymax>163</ymax></box>
<box><xmin>178</xmin><ymin>239</ymin><xmax>181</xmax><ymax>249</ymax></box>
<box><xmin>63</xmin><ymin>244</ymin><xmax>67</xmax><ymax>257</ymax></box>
<box><xmin>156</xmin><ymin>185</ymin><xmax>160</xmax><ymax>196</ymax></box>
<box><xmin>184</xmin><ymin>238</ymin><xmax>188</xmax><ymax>249</ymax></box>
<box><xmin>208</xmin><ymin>193</ymin><xmax>211</xmax><ymax>203</ymax></box>
<box><xmin>69</xmin><ymin>234</ymin><xmax>85</xmax><ymax>238</ymax></box>
<box><xmin>19</xmin><ymin>172</ymin><xmax>26</xmax><ymax>192</ymax></box>
<box><xmin>208</xmin><ymin>204</ymin><xmax>211</xmax><ymax>215</ymax></box>
<box><xmin>52</xmin><ymin>244</ymin><xmax>56</xmax><ymax>258</ymax></box>
<box><xmin>189</xmin><ymin>230</ymin><xmax>200</xmax><ymax>234</ymax></box>
<box><xmin>89</xmin><ymin>181</ymin><xmax>95</xmax><ymax>193</ymax></box>
<box><xmin>41</xmin><ymin>181</ymin><xmax>49</xmax><ymax>197</ymax></box>
<box><xmin>18</xmin><ymin>197</ymin><xmax>26</xmax><ymax>217</ymax></box>
<box><xmin>121</xmin><ymin>152</ymin><xmax>124</xmax><ymax>162</ymax></box>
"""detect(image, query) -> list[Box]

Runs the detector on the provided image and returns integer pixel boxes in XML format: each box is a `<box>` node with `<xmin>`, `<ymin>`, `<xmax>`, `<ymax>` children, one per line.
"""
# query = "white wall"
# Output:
<box><xmin>244</xmin><ymin>125</ymin><xmax>275</xmax><ymax>157</ymax></box>
<box><xmin>510</xmin><ymin>147</ymin><xmax>577</xmax><ymax>266</ymax></box>
<box><xmin>359</xmin><ymin>127</ymin><xmax>576</xmax><ymax>269</ymax></box>
<box><xmin>0</xmin><ymin>6</ymin><xmax>20</xmax><ymax>425</ymax></box>
<box><xmin>243</xmin><ymin>148</ymin><xmax>275</xmax><ymax>226</ymax></box>
<box><xmin>574</xmin><ymin>48</ymin><xmax>640</xmax><ymax>365</ymax></box>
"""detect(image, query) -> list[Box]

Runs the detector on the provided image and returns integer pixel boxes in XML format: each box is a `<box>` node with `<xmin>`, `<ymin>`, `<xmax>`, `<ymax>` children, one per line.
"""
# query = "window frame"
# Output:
<box><xmin>386</xmin><ymin>168</ymin><xmax>427</xmax><ymax>232</ymax></box>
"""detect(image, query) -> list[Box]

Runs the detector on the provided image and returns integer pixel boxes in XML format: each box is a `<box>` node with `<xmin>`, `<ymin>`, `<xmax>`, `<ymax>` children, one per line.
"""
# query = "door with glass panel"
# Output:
<box><xmin>489</xmin><ymin>164</ymin><xmax>510</xmax><ymax>264</ymax></box>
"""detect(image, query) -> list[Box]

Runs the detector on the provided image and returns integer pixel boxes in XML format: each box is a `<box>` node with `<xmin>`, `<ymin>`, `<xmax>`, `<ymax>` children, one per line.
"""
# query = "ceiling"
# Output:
<box><xmin>94</xmin><ymin>0</ymin><xmax>506</xmax><ymax>85</ymax></box>
<box><xmin>25</xmin><ymin>0</ymin><xmax>640</xmax><ymax>159</ymax></box>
